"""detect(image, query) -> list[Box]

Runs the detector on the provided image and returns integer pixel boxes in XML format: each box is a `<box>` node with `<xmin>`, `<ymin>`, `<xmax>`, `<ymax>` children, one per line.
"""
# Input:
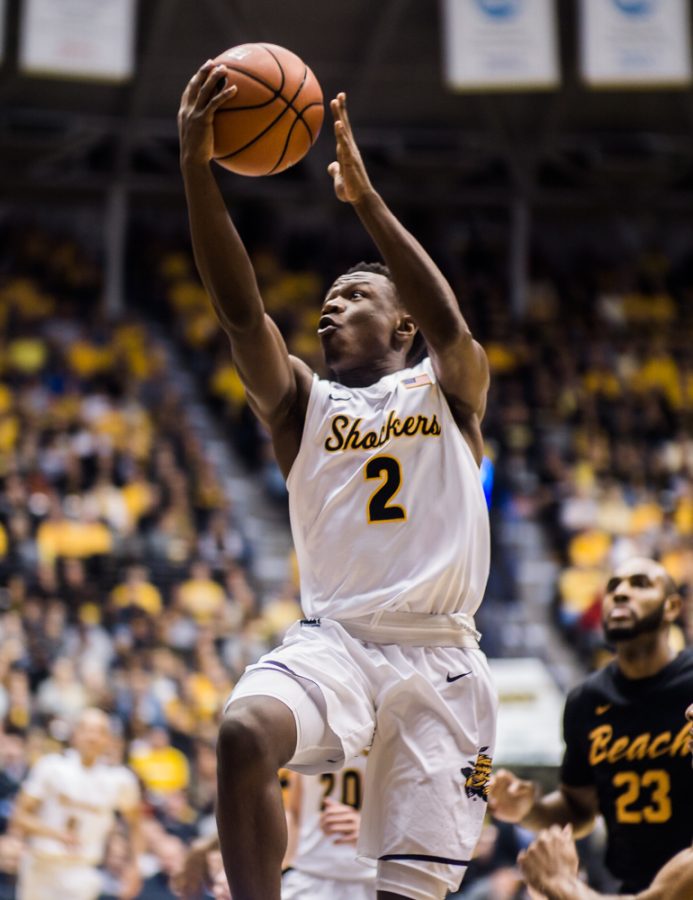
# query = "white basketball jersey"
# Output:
<box><xmin>22</xmin><ymin>751</ymin><xmax>139</xmax><ymax>865</ymax></box>
<box><xmin>292</xmin><ymin>755</ymin><xmax>375</xmax><ymax>883</ymax></box>
<box><xmin>287</xmin><ymin>358</ymin><xmax>490</xmax><ymax>620</ymax></box>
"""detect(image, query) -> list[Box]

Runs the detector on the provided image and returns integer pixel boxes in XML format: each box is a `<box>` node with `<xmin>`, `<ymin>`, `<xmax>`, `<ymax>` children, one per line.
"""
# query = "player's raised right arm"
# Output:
<box><xmin>178</xmin><ymin>63</ymin><xmax>312</xmax><ymax>472</ymax></box>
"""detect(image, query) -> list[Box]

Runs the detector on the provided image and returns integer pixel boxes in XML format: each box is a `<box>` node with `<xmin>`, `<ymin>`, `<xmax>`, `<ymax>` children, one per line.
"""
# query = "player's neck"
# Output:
<box><xmin>615</xmin><ymin>631</ymin><xmax>676</xmax><ymax>680</ymax></box>
<box><xmin>332</xmin><ymin>353</ymin><xmax>406</xmax><ymax>388</ymax></box>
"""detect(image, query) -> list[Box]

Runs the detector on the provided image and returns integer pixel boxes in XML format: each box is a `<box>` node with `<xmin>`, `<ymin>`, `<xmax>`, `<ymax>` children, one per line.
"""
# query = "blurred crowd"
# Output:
<box><xmin>478</xmin><ymin>249</ymin><xmax>692</xmax><ymax>666</ymax></box>
<box><xmin>0</xmin><ymin>217</ymin><xmax>689</xmax><ymax>898</ymax></box>
<box><xmin>0</xmin><ymin>226</ymin><xmax>302</xmax><ymax>897</ymax></box>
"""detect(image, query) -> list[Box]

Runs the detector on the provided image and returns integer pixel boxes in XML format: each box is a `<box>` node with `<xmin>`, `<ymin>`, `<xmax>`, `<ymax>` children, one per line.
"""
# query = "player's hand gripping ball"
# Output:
<box><xmin>210</xmin><ymin>43</ymin><xmax>324</xmax><ymax>176</ymax></box>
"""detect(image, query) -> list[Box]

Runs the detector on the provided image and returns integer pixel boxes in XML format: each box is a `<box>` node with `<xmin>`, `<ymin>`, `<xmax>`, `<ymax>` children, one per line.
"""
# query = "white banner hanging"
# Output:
<box><xmin>580</xmin><ymin>0</ymin><xmax>692</xmax><ymax>87</ymax></box>
<box><xmin>442</xmin><ymin>0</ymin><xmax>560</xmax><ymax>91</ymax></box>
<box><xmin>19</xmin><ymin>0</ymin><xmax>136</xmax><ymax>82</ymax></box>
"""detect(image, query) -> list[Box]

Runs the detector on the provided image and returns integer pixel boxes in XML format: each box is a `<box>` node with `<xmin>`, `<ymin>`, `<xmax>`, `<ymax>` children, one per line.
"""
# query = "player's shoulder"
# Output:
<box><xmin>400</xmin><ymin>357</ymin><xmax>435</xmax><ymax>383</ymax></box>
<box><xmin>94</xmin><ymin>762</ymin><xmax>141</xmax><ymax>811</ymax></box>
<box><xmin>659</xmin><ymin>646</ymin><xmax>693</xmax><ymax>694</ymax></box>
<box><xmin>27</xmin><ymin>750</ymin><xmax>72</xmax><ymax>780</ymax></box>
<box><xmin>289</xmin><ymin>355</ymin><xmax>315</xmax><ymax>389</ymax></box>
<box><xmin>36</xmin><ymin>750</ymin><xmax>71</xmax><ymax>767</ymax></box>
<box><xmin>566</xmin><ymin>660</ymin><xmax>619</xmax><ymax>706</ymax></box>
<box><xmin>111</xmin><ymin>762</ymin><xmax>139</xmax><ymax>785</ymax></box>
<box><xmin>671</xmin><ymin>645</ymin><xmax>693</xmax><ymax>675</ymax></box>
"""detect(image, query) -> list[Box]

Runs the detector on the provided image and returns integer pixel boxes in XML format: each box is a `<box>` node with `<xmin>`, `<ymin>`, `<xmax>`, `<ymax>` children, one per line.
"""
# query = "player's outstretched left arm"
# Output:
<box><xmin>518</xmin><ymin>825</ymin><xmax>693</xmax><ymax>900</ymax></box>
<box><xmin>328</xmin><ymin>92</ymin><xmax>489</xmax><ymax>462</ymax></box>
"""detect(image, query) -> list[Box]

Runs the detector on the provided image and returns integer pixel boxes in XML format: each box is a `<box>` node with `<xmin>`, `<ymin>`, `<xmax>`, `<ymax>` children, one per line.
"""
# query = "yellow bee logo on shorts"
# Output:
<box><xmin>461</xmin><ymin>747</ymin><xmax>493</xmax><ymax>801</ymax></box>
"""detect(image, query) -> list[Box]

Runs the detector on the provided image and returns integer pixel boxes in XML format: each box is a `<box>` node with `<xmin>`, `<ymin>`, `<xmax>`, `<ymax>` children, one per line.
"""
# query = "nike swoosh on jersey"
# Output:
<box><xmin>446</xmin><ymin>672</ymin><xmax>472</xmax><ymax>683</ymax></box>
<box><xmin>596</xmin><ymin>704</ymin><xmax>612</xmax><ymax>715</ymax></box>
<box><xmin>329</xmin><ymin>393</ymin><xmax>352</xmax><ymax>401</ymax></box>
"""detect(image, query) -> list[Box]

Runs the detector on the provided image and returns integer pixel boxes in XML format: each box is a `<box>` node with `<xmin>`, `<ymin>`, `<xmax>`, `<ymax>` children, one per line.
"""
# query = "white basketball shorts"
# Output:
<box><xmin>226</xmin><ymin>618</ymin><xmax>498</xmax><ymax>899</ymax></box>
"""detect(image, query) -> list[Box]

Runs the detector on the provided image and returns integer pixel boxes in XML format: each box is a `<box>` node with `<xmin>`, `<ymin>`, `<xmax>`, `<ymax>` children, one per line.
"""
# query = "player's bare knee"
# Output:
<box><xmin>217</xmin><ymin>713</ymin><xmax>274</xmax><ymax>776</ymax></box>
<box><xmin>217</xmin><ymin>699</ymin><xmax>295</xmax><ymax>776</ymax></box>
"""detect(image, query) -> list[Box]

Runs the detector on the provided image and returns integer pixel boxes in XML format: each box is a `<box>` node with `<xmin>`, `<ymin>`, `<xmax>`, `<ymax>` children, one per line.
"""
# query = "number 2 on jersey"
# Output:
<box><xmin>365</xmin><ymin>455</ymin><xmax>406</xmax><ymax>523</ymax></box>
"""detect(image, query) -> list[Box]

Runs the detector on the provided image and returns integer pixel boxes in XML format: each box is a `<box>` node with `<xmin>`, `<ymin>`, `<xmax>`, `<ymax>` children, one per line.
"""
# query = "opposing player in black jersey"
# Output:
<box><xmin>518</xmin><ymin>702</ymin><xmax>693</xmax><ymax>900</ymax></box>
<box><xmin>489</xmin><ymin>557</ymin><xmax>692</xmax><ymax>893</ymax></box>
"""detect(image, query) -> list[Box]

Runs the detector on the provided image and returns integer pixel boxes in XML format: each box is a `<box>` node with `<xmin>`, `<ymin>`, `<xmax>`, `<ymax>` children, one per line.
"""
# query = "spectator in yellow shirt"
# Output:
<box><xmin>129</xmin><ymin>726</ymin><xmax>189</xmax><ymax>798</ymax></box>
<box><xmin>175</xmin><ymin>561</ymin><xmax>226</xmax><ymax>625</ymax></box>
<box><xmin>111</xmin><ymin>565</ymin><xmax>163</xmax><ymax>617</ymax></box>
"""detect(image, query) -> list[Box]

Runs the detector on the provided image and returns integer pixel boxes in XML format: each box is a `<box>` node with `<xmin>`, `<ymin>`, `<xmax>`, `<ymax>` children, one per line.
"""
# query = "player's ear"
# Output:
<box><xmin>395</xmin><ymin>314</ymin><xmax>417</xmax><ymax>342</ymax></box>
<box><xmin>663</xmin><ymin>591</ymin><xmax>682</xmax><ymax>622</ymax></box>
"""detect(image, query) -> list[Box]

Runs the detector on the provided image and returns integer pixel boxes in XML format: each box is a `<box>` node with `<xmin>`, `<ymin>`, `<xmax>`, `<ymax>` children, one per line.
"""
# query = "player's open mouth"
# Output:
<box><xmin>318</xmin><ymin>316</ymin><xmax>339</xmax><ymax>335</ymax></box>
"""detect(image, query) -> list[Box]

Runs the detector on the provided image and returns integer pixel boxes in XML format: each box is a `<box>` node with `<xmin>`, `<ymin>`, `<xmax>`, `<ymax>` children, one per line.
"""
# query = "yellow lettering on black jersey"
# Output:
<box><xmin>588</xmin><ymin>722</ymin><xmax>690</xmax><ymax>767</ymax></box>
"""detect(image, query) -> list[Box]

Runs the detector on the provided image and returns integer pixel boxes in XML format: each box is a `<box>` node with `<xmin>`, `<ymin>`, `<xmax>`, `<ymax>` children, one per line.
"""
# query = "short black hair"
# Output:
<box><xmin>345</xmin><ymin>261</ymin><xmax>392</xmax><ymax>280</ymax></box>
<box><xmin>344</xmin><ymin>262</ymin><xmax>428</xmax><ymax>366</ymax></box>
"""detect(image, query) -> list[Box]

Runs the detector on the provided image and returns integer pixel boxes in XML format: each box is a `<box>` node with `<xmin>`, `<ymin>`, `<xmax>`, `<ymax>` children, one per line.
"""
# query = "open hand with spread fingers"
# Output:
<box><xmin>327</xmin><ymin>92</ymin><xmax>375</xmax><ymax>205</ymax></box>
<box><xmin>178</xmin><ymin>61</ymin><xmax>238</xmax><ymax>167</ymax></box>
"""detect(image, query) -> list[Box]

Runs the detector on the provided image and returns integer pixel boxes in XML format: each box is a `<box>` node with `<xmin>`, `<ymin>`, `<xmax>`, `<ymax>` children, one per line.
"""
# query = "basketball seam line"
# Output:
<box><xmin>216</xmin><ymin>68</ymin><xmax>316</xmax><ymax>169</ymax></box>
<box><xmin>214</xmin><ymin>45</ymin><xmax>321</xmax><ymax>172</ymax></box>
<box><xmin>220</xmin><ymin>44</ymin><xmax>287</xmax><ymax>103</ymax></box>
<box><xmin>216</xmin><ymin>69</ymin><xmax>284</xmax><ymax>112</ymax></box>
<box><xmin>268</xmin><ymin>109</ymin><xmax>309</xmax><ymax>175</ymax></box>
<box><xmin>263</xmin><ymin>43</ymin><xmax>319</xmax><ymax>147</ymax></box>
<box><xmin>215</xmin><ymin>89</ymin><xmax>308</xmax><ymax>163</ymax></box>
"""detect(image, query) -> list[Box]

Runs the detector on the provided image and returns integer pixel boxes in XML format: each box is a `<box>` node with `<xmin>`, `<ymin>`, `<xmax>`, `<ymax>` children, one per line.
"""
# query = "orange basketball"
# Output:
<box><xmin>211</xmin><ymin>43</ymin><xmax>324</xmax><ymax>177</ymax></box>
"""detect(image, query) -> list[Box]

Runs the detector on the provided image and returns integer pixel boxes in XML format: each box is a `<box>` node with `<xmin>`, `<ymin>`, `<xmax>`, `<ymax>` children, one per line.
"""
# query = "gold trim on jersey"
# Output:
<box><xmin>324</xmin><ymin>410</ymin><xmax>441</xmax><ymax>453</ymax></box>
<box><xmin>588</xmin><ymin>722</ymin><xmax>690</xmax><ymax>766</ymax></box>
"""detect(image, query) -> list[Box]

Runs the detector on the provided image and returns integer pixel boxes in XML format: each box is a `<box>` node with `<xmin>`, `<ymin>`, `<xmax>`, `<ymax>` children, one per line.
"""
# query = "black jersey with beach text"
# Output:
<box><xmin>561</xmin><ymin>647</ymin><xmax>693</xmax><ymax>893</ymax></box>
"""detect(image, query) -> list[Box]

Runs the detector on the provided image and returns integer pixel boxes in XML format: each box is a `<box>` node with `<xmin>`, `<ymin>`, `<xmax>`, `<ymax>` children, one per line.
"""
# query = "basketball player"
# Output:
<box><xmin>282</xmin><ymin>757</ymin><xmax>376</xmax><ymax>899</ymax></box>
<box><xmin>175</xmin><ymin>763</ymin><xmax>375</xmax><ymax>899</ymax></box>
<box><xmin>11</xmin><ymin>708</ymin><xmax>141</xmax><ymax>900</ymax></box>
<box><xmin>178</xmin><ymin>63</ymin><xmax>496</xmax><ymax>900</ymax></box>
<box><xmin>489</xmin><ymin>557</ymin><xmax>693</xmax><ymax>894</ymax></box>
<box><xmin>517</xmin><ymin>702</ymin><xmax>693</xmax><ymax>900</ymax></box>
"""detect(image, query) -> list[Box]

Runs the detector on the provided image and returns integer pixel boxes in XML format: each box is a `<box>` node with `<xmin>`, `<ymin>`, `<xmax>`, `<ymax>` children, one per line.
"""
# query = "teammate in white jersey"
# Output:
<box><xmin>282</xmin><ymin>756</ymin><xmax>376</xmax><ymax>900</ymax></box>
<box><xmin>12</xmin><ymin>708</ymin><xmax>142</xmax><ymax>900</ymax></box>
<box><xmin>176</xmin><ymin>762</ymin><xmax>375</xmax><ymax>900</ymax></box>
<box><xmin>179</xmin><ymin>68</ymin><xmax>497</xmax><ymax>900</ymax></box>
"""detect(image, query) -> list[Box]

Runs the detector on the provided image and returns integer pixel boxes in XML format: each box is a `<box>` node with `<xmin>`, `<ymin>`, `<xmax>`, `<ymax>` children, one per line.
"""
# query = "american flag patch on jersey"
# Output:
<box><xmin>402</xmin><ymin>373</ymin><xmax>432</xmax><ymax>389</ymax></box>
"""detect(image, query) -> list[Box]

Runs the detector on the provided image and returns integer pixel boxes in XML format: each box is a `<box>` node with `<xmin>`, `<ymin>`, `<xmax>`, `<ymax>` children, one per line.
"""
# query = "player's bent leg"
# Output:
<box><xmin>216</xmin><ymin>696</ymin><xmax>297</xmax><ymax>900</ymax></box>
